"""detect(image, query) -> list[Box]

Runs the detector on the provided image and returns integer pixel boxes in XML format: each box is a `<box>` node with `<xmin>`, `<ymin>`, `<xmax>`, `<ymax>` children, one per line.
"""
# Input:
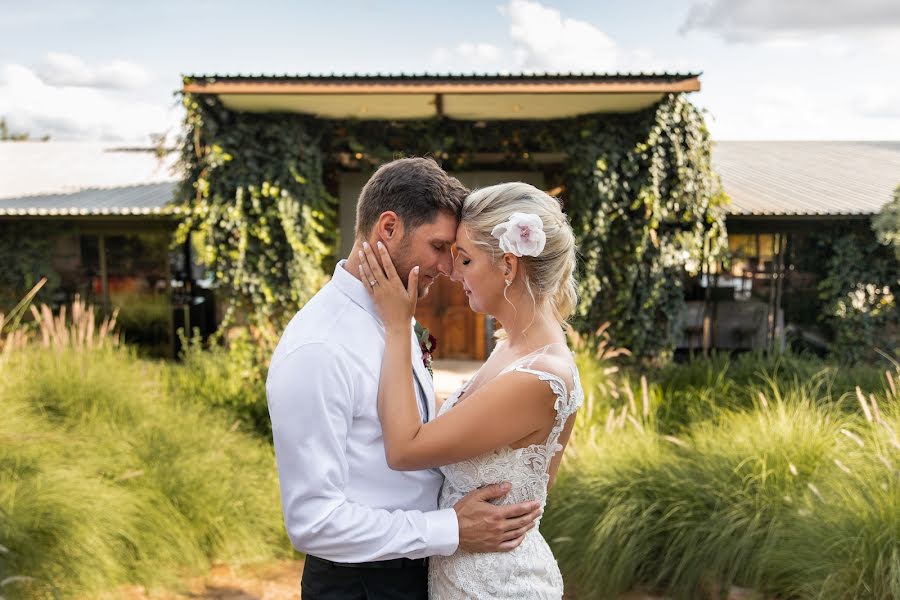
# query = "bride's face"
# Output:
<box><xmin>450</xmin><ymin>224</ymin><xmax>506</xmax><ymax>314</ymax></box>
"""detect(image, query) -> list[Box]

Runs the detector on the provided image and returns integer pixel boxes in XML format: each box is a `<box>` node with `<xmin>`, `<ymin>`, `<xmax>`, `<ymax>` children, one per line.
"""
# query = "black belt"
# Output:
<box><xmin>309</xmin><ymin>555</ymin><xmax>428</xmax><ymax>569</ymax></box>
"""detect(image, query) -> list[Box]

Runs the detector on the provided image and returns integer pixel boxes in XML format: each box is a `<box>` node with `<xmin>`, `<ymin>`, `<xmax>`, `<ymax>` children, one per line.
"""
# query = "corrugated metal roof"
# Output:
<box><xmin>4</xmin><ymin>140</ymin><xmax>895</xmax><ymax>219</ymax></box>
<box><xmin>0</xmin><ymin>182</ymin><xmax>178</xmax><ymax>216</ymax></box>
<box><xmin>715</xmin><ymin>141</ymin><xmax>900</xmax><ymax>217</ymax></box>
<box><xmin>0</xmin><ymin>142</ymin><xmax>179</xmax><ymax>199</ymax></box>
<box><xmin>184</xmin><ymin>72</ymin><xmax>701</xmax><ymax>83</ymax></box>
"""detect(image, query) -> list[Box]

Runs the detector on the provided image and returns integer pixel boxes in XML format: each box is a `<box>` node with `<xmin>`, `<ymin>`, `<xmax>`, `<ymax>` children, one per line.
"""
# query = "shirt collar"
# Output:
<box><xmin>331</xmin><ymin>259</ymin><xmax>382</xmax><ymax>325</ymax></box>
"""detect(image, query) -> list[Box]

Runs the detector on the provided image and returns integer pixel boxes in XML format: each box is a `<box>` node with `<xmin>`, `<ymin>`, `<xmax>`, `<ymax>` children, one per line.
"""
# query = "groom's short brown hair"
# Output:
<box><xmin>355</xmin><ymin>157</ymin><xmax>468</xmax><ymax>240</ymax></box>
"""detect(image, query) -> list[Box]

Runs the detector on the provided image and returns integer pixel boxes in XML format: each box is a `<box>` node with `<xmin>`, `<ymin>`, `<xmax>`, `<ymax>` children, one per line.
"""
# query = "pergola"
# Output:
<box><xmin>182</xmin><ymin>72</ymin><xmax>700</xmax><ymax>120</ymax></box>
<box><xmin>179</xmin><ymin>72</ymin><xmax>708</xmax><ymax>360</ymax></box>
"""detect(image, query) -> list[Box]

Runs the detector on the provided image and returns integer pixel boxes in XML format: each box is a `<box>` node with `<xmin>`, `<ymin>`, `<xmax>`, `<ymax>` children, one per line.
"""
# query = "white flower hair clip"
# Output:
<box><xmin>491</xmin><ymin>212</ymin><xmax>546</xmax><ymax>257</ymax></box>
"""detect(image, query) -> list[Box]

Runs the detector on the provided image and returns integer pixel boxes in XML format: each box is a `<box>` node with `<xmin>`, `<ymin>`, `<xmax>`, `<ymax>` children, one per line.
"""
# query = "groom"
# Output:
<box><xmin>266</xmin><ymin>157</ymin><xmax>542</xmax><ymax>599</ymax></box>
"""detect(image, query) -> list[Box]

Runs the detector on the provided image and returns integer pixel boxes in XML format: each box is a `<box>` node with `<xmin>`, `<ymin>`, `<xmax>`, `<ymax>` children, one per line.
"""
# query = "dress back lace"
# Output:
<box><xmin>428</xmin><ymin>343</ymin><xmax>583</xmax><ymax>599</ymax></box>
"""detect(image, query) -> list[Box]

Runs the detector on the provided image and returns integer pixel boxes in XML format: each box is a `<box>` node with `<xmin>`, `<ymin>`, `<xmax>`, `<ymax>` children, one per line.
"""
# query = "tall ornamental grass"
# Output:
<box><xmin>547</xmin><ymin>344</ymin><xmax>900</xmax><ymax>599</ymax></box>
<box><xmin>0</xmin><ymin>294</ymin><xmax>288</xmax><ymax>599</ymax></box>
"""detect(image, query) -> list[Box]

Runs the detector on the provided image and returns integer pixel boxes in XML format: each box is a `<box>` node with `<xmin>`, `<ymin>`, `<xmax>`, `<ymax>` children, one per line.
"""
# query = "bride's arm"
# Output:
<box><xmin>361</xmin><ymin>241</ymin><xmax>558</xmax><ymax>471</ymax></box>
<box><xmin>383</xmin><ymin>370</ymin><xmax>558</xmax><ymax>470</ymax></box>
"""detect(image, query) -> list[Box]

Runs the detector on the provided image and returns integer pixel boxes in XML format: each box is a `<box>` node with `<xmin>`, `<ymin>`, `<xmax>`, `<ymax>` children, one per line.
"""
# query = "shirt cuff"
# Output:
<box><xmin>424</xmin><ymin>508</ymin><xmax>459</xmax><ymax>556</ymax></box>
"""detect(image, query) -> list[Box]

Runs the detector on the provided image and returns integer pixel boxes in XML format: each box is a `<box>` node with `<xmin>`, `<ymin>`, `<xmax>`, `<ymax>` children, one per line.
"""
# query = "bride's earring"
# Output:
<box><xmin>505</xmin><ymin>279</ymin><xmax>511</xmax><ymax>287</ymax></box>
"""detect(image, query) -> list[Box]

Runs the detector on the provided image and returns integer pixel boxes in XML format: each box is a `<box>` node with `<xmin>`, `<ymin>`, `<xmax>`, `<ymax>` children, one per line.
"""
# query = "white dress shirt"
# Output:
<box><xmin>266</xmin><ymin>260</ymin><xmax>459</xmax><ymax>562</ymax></box>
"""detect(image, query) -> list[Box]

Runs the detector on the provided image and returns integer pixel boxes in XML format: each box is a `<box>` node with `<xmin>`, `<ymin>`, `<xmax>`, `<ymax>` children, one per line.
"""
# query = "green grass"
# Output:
<box><xmin>546</xmin><ymin>351</ymin><xmax>900</xmax><ymax>599</ymax></box>
<box><xmin>165</xmin><ymin>329</ymin><xmax>271</xmax><ymax>438</ymax></box>
<box><xmin>5</xmin><ymin>302</ymin><xmax>897</xmax><ymax>600</ymax></box>
<box><xmin>575</xmin><ymin>350</ymin><xmax>896</xmax><ymax>436</ymax></box>
<box><xmin>0</xmin><ymin>346</ymin><xmax>289</xmax><ymax>599</ymax></box>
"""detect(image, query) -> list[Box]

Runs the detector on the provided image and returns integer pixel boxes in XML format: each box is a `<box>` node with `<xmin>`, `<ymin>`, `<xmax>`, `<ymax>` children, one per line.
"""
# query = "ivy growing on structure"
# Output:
<box><xmin>818</xmin><ymin>231</ymin><xmax>900</xmax><ymax>364</ymax></box>
<box><xmin>175</xmin><ymin>93</ymin><xmax>337</xmax><ymax>343</ymax></box>
<box><xmin>564</xmin><ymin>95</ymin><xmax>727</xmax><ymax>360</ymax></box>
<box><xmin>178</xmin><ymin>87</ymin><xmax>726</xmax><ymax>358</ymax></box>
<box><xmin>0</xmin><ymin>221</ymin><xmax>63</xmax><ymax>310</ymax></box>
<box><xmin>873</xmin><ymin>184</ymin><xmax>900</xmax><ymax>261</ymax></box>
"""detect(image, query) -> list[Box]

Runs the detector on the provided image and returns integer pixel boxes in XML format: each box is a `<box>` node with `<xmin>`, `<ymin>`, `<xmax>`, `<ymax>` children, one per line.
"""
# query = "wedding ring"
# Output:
<box><xmin>369</xmin><ymin>279</ymin><xmax>378</xmax><ymax>286</ymax></box>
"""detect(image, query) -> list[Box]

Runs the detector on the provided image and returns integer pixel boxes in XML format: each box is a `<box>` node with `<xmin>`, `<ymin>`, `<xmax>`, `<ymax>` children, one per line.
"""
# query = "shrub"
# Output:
<box><xmin>166</xmin><ymin>328</ymin><xmax>271</xmax><ymax>438</ymax></box>
<box><xmin>0</xmin><ymin>345</ymin><xmax>288</xmax><ymax>599</ymax></box>
<box><xmin>546</xmin><ymin>348</ymin><xmax>900</xmax><ymax>599</ymax></box>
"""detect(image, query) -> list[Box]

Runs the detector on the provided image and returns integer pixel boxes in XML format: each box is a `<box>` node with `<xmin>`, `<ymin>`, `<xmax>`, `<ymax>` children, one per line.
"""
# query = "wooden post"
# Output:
<box><xmin>702</xmin><ymin>260</ymin><xmax>712</xmax><ymax>356</ymax></box>
<box><xmin>98</xmin><ymin>233</ymin><xmax>110</xmax><ymax>314</ymax></box>
<box><xmin>773</xmin><ymin>233</ymin><xmax>787</xmax><ymax>353</ymax></box>
<box><xmin>164</xmin><ymin>231</ymin><xmax>175</xmax><ymax>358</ymax></box>
<box><xmin>766</xmin><ymin>233</ymin><xmax>785</xmax><ymax>352</ymax></box>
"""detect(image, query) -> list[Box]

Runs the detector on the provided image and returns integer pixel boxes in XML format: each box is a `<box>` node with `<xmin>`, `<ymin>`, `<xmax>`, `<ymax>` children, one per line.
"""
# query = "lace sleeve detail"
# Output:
<box><xmin>509</xmin><ymin>364</ymin><xmax>582</xmax><ymax>423</ymax></box>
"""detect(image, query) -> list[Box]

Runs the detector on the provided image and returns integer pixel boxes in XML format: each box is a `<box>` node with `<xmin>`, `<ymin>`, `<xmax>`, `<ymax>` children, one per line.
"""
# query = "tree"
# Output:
<box><xmin>0</xmin><ymin>116</ymin><xmax>50</xmax><ymax>141</ymax></box>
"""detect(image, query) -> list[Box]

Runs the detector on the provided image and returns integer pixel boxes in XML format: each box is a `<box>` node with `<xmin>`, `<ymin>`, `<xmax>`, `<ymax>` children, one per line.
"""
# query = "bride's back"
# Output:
<box><xmin>429</xmin><ymin>341</ymin><xmax>582</xmax><ymax>599</ymax></box>
<box><xmin>436</xmin><ymin>341</ymin><xmax>581</xmax><ymax>507</ymax></box>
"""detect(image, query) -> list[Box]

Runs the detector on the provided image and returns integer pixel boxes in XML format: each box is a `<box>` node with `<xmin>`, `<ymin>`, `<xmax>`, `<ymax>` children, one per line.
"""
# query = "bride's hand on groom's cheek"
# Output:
<box><xmin>359</xmin><ymin>240</ymin><xmax>419</xmax><ymax>330</ymax></box>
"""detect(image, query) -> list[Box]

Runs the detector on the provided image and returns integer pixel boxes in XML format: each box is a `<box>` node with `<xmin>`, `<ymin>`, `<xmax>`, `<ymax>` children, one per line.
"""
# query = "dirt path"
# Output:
<box><xmin>109</xmin><ymin>560</ymin><xmax>303</xmax><ymax>600</ymax></box>
<box><xmin>108</xmin><ymin>560</ymin><xmax>766</xmax><ymax>600</ymax></box>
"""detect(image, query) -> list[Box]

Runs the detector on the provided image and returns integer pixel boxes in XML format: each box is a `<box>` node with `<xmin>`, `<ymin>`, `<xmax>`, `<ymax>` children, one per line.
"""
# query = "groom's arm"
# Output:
<box><xmin>266</xmin><ymin>341</ymin><xmax>459</xmax><ymax>563</ymax></box>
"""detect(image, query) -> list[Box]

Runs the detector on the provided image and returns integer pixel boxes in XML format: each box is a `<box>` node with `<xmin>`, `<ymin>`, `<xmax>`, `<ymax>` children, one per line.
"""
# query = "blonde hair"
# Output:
<box><xmin>461</xmin><ymin>182</ymin><xmax>577</xmax><ymax>326</ymax></box>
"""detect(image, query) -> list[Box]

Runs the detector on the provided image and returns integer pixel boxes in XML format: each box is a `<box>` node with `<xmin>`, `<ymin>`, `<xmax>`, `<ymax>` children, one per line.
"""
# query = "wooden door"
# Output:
<box><xmin>415</xmin><ymin>276</ymin><xmax>487</xmax><ymax>360</ymax></box>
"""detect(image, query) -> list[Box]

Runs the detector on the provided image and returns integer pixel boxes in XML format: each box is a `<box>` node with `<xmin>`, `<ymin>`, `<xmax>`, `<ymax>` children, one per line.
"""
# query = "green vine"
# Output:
<box><xmin>818</xmin><ymin>231</ymin><xmax>900</xmax><ymax>363</ymax></box>
<box><xmin>176</xmin><ymin>92</ymin><xmax>337</xmax><ymax>342</ymax></box>
<box><xmin>178</xmin><ymin>88</ymin><xmax>725</xmax><ymax>357</ymax></box>
<box><xmin>0</xmin><ymin>222</ymin><xmax>63</xmax><ymax>310</ymax></box>
<box><xmin>873</xmin><ymin>184</ymin><xmax>900</xmax><ymax>261</ymax></box>
<box><xmin>564</xmin><ymin>95</ymin><xmax>727</xmax><ymax>360</ymax></box>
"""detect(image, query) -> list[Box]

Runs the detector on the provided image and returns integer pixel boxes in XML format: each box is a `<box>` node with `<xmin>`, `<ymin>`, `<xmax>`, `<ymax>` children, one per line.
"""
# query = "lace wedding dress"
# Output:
<box><xmin>428</xmin><ymin>343</ymin><xmax>583</xmax><ymax>600</ymax></box>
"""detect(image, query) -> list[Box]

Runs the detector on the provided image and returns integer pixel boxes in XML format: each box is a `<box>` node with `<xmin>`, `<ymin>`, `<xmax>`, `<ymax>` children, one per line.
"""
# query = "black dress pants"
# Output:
<box><xmin>301</xmin><ymin>555</ymin><xmax>429</xmax><ymax>600</ymax></box>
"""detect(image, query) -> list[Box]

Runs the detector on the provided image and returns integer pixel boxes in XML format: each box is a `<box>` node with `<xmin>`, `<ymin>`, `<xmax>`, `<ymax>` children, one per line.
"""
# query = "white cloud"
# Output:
<box><xmin>428</xmin><ymin>1</ymin><xmax>698</xmax><ymax>75</ymax></box>
<box><xmin>458</xmin><ymin>43</ymin><xmax>502</xmax><ymax>63</ymax></box>
<box><xmin>745</xmin><ymin>84</ymin><xmax>821</xmax><ymax>134</ymax></box>
<box><xmin>702</xmin><ymin>80</ymin><xmax>900</xmax><ymax>140</ymax></box>
<box><xmin>503</xmin><ymin>0</ymin><xmax>617</xmax><ymax>73</ymax></box>
<box><xmin>431</xmin><ymin>42</ymin><xmax>504</xmax><ymax>70</ymax></box>
<box><xmin>36</xmin><ymin>52</ymin><xmax>151</xmax><ymax>90</ymax></box>
<box><xmin>858</xmin><ymin>85</ymin><xmax>900</xmax><ymax>119</ymax></box>
<box><xmin>618</xmin><ymin>47</ymin><xmax>701</xmax><ymax>74</ymax></box>
<box><xmin>869</xmin><ymin>29</ymin><xmax>900</xmax><ymax>59</ymax></box>
<box><xmin>683</xmin><ymin>0</ymin><xmax>900</xmax><ymax>41</ymax></box>
<box><xmin>0</xmin><ymin>63</ymin><xmax>179</xmax><ymax>143</ymax></box>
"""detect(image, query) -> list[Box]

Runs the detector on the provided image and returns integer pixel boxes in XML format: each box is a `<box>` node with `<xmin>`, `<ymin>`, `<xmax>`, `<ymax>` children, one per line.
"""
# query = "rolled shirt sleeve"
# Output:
<box><xmin>266</xmin><ymin>341</ymin><xmax>459</xmax><ymax>562</ymax></box>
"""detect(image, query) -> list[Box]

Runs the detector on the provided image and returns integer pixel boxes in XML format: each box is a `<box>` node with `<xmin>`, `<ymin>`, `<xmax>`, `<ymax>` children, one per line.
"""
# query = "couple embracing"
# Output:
<box><xmin>266</xmin><ymin>157</ymin><xmax>583</xmax><ymax>599</ymax></box>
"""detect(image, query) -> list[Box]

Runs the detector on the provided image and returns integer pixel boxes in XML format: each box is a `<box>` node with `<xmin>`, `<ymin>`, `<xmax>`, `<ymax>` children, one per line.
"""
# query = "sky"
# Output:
<box><xmin>1</xmin><ymin>0</ymin><xmax>899</xmax><ymax>144</ymax></box>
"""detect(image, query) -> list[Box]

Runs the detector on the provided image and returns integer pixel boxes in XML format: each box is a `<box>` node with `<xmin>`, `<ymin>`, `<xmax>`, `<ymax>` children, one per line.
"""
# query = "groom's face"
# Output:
<box><xmin>391</xmin><ymin>210</ymin><xmax>458</xmax><ymax>298</ymax></box>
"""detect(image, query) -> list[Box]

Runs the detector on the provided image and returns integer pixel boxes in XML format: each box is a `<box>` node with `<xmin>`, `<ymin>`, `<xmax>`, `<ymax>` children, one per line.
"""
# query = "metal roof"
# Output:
<box><xmin>0</xmin><ymin>182</ymin><xmax>178</xmax><ymax>216</ymax></box>
<box><xmin>184</xmin><ymin>72</ymin><xmax>701</xmax><ymax>83</ymax></box>
<box><xmin>183</xmin><ymin>72</ymin><xmax>701</xmax><ymax>121</ymax></box>
<box><xmin>714</xmin><ymin>141</ymin><xmax>900</xmax><ymax>217</ymax></box>
<box><xmin>4</xmin><ymin>140</ymin><xmax>895</xmax><ymax>220</ymax></box>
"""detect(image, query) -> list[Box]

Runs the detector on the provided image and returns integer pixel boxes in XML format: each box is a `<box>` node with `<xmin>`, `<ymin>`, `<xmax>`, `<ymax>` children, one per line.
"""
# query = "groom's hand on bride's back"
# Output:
<box><xmin>453</xmin><ymin>482</ymin><xmax>542</xmax><ymax>553</ymax></box>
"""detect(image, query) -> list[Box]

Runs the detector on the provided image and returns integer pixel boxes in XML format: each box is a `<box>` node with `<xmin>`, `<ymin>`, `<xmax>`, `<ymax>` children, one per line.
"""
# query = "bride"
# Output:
<box><xmin>358</xmin><ymin>182</ymin><xmax>583</xmax><ymax>599</ymax></box>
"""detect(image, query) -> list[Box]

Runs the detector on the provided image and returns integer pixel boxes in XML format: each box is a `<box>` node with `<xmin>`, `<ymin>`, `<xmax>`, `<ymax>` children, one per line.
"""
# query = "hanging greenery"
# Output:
<box><xmin>178</xmin><ymin>88</ymin><xmax>725</xmax><ymax>358</ymax></box>
<box><xmin>873</xmin><ymin>184</ymin><xmax>900</xmax><ymax>261</ymax></box>
<box><xmin>176</xmin><ymin>92</ymin><xmax>337</xmax><ymax>343</ymax></box>
<box><xmin>0</xmin><ymin>221</ymin><xmax>63</xmax><ymax>311</ymax></box>
<box><xmin>818</xmin><ymin>231</ymin><xmax>899</xmax><ymax>364</ymax></box>
<box><xmin>564</xmin><ymin>95</ymin><xmax>728</xmax><ymax>360</ymax></box>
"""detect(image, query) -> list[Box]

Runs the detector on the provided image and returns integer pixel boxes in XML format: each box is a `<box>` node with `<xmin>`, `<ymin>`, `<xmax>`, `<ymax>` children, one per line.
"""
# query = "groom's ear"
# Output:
<box><xmin>375</xmin><ymin>211</ymin><xmax>402</xmax><ymax>241</ymax></box>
